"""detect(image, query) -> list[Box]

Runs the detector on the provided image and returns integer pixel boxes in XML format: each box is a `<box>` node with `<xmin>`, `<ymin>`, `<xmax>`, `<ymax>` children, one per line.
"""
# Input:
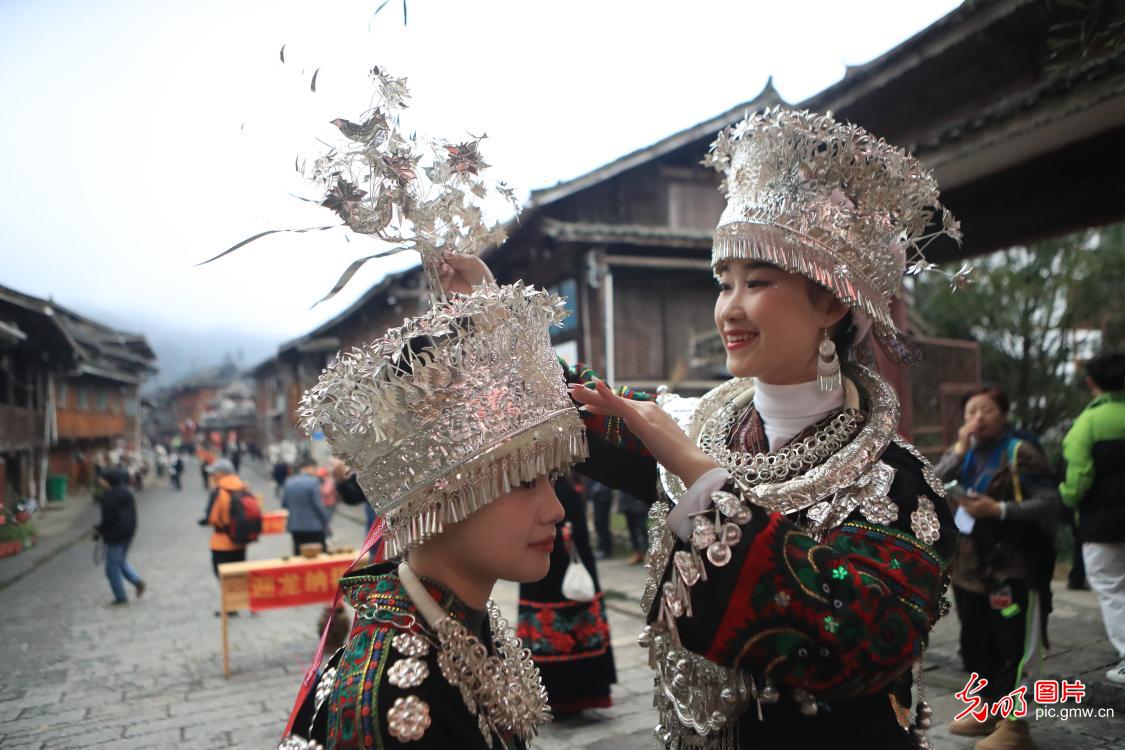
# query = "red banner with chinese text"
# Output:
<box><xmin>247</xmin><ymin>560</ymin><xmax>352</xmax><ymax>611</ymax></box>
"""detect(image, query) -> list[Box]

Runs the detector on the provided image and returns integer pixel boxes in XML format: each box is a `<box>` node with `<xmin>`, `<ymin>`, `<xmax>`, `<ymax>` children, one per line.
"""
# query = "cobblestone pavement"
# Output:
<box><xmin>1</xmin><ymin>462</ymin><xmax>1122</xmax><ymax>749</ymax></box>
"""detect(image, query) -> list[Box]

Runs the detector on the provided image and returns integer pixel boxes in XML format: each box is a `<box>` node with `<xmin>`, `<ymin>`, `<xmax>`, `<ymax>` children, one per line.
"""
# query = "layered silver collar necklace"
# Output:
<box><xmin>397</xmin><ymin>562</ymin><xmax>550</xmax><ymax>748</ymax></box>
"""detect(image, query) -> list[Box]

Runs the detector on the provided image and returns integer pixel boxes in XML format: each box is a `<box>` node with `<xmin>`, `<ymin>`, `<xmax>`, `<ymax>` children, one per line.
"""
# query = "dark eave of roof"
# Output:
<box><xmin>802</xmin><ymin>0</ymin><xmax>1032</xmax><ymax>116</ymax></box>
<box><xmin>524</xmin><ymin>0</ymin><xmax>1032</xmax><ymax>215</ymax></box>
<box><xmin>541</xmin><ymin>219</ymin><xmax>714</xmax><ymax>249</ymax></box>
<box><xmin>0</xmin><ymin>320</ymin><xmax>27</xmax><ymax>345</ymax></box>
<box><xmin>0</xmin><ymin>282</ymin><xmax>157</xmax><ymax>376</ymax></box>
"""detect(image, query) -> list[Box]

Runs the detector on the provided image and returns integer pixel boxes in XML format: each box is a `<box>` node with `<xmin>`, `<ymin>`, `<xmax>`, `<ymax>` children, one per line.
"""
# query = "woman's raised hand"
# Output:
<box><xmin>567</xmin><ymin>379</ymin><xmax>720</xmax><ymax>487</ymax></box>
<box><xmin>433</xmin><ymin>251</ymin><xmax>495</xmax><ymax>296</ymax></box>
<box><xmin>955</xmin><ymin>418</ymin><xmax>980</xmax><ymax>454</ymax></box>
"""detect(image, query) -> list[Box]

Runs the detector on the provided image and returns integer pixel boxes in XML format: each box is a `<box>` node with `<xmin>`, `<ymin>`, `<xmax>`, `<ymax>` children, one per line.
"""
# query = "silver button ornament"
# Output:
<box><xmin>386</xmin><ymin>695</ymin><xmax>431</xmax><ymax>742</ymax></box>
<box><xmin>387</xmin><ymin>657</ymin><xmax>429</xmax><ymax>689</ymax></box>
<box><xmin>860</xmin><ymin>493</ymin><xmax>899</xmax><ymax>526</ymax></box>
<box><xmin>910</xmin><ymin>495</ymin><xmax>941</xmax><ymax>546</ymax></box>
<box><xmin>392</xmin><ymin>632</ymin><xmax>431</xmax><ymax>658</ymax></box>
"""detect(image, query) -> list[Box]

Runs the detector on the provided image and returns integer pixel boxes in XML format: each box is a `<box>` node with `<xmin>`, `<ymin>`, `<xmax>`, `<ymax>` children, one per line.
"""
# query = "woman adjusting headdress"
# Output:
<box><xmin>559</xmin><ymin>108</ymin><xmax>962</xmax><ymax>750</ymax></box>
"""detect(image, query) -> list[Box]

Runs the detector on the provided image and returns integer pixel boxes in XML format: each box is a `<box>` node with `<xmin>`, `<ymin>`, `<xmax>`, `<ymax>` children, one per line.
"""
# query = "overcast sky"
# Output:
<box><xmin>0</xmin><ymin>0</ymin><xmax>961</xmax><ymax>363</ymax></box>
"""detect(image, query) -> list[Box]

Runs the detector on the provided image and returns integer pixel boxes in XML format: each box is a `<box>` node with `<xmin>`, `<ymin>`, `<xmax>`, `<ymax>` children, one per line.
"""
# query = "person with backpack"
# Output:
<box><xmin>203</xmin><ymin>459</ymin><xmax>261</xmax><ymax>615</ymax></box>
<box><xmin>281</xmin><ymin>457</ymin><xmax>331</xmax><ymax>554</ymax></box>
<box><xmin>95</xmin><ymin>467</ymin><xmax>146</xmax><ymax>605</ymax></box>
<box><xmin>933</xmin><ymin>386</ymin><xmax>1058</xmax><ymax>750</ymax></box>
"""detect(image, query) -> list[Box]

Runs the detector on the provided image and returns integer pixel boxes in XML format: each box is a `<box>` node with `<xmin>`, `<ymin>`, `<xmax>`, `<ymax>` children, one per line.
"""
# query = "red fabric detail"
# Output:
<box><xmin>701</xmin><ymin>512</ymin><xmax>942</xmax><ymax>698</ymax></box>
<box><xmin>702</xmin><ymin>511</ymin><xmax>786</xmax><ymax>666</ymax></box>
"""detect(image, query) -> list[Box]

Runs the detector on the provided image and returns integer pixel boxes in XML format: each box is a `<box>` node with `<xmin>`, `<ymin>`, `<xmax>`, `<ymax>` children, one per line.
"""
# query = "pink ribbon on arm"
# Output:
<box><xmin>281</xmin><ymin>516</ymin><xmax>387</xmax><ymax>741</ymax></box>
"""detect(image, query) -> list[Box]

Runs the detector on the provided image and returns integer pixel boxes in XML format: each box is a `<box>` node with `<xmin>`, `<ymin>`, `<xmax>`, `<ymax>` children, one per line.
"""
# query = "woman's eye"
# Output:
<box><xmin>715</xmin><ymin>281</ymin><xmax>731</xmax><ymax>292</ymax></box>
<box><xmin>746</xmin><ymin>279</ymin><xmax>770</xmax><ymax>289</ymax></box>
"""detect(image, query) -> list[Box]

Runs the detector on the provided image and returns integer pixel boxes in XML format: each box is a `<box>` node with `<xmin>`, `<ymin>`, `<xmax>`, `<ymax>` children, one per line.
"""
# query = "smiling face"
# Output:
<box><xmin>416</xmin><ymin>475</ymin><xmax>565</xmax><ymax>589</ymax></box>
<box><xmin>714</xmin><ymin>260</ymin><xmax>848</xmax><ymax>383</ymax></box>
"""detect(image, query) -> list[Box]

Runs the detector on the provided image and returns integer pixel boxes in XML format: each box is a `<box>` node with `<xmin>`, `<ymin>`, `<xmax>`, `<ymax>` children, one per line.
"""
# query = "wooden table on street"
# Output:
<box><xmin>217</xmin><ymin>551</ymin><xmax>355</xmax><ymax>677</ymax></box>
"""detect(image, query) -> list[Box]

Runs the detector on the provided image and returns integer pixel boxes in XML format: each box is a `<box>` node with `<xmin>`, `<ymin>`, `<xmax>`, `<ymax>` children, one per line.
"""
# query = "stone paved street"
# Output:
<box><xmin>1</xmin><ymin>461</ymin><xmax>1122</xmax><ymax>749</ymax></box>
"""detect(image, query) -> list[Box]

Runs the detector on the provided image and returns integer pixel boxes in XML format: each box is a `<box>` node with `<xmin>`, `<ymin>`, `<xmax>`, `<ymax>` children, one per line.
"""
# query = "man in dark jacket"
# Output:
<box><xmin>95</xmin><ymin>468</ymin><xmax>146</xmax><ymax>605</ymax></box>
<box><xmin>1060</xmin><ymin>351</ymin><xmax>1125</xmax><ymax>684</ymax></box>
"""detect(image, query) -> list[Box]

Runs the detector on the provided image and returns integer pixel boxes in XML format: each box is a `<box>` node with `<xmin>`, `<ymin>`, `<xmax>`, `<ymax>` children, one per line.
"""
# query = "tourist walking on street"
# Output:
<box><xmin>202</xmin><ymin>459</ymin><xmax>248</xmax><ymax>613</ymax></box>
<box><xmin>95</xmin><ymin>467</ymin><xmax>146</xmax><ymax>605</ymax></box>
<box><xmin>1060</xmin><ymin>351</ymin><xmax>1125</xmax><ymax>685</ymax></box>
<box><xmin>170</xmin><ymin>453</ymin><xmax>184</xmax><ymax>491</ymax></box>
<box><xmin>282</xmin><ymin>457</ymin><xmax>330</xmax><ymax>554</ymax></box>
<box><xmin>198</xmin><ymin>446</ymin><xmax>217</xmax><ymax>491</ymax></box>
<box><xmin>934</xmin><ymin>386</ymin><xmax>1058</xmax><ymax>748</ymax></box>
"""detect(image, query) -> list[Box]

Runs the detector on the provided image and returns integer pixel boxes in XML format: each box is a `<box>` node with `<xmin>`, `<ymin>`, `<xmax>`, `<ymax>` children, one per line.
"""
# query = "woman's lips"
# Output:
<box><xmin>724</xmin><ymin>331</ymin><xmax>758</xmax><ymax>351</ymax></box>
<box><xmin>528</xmin><ymin>536</ymin><xmax>555</xmax><ymax>553</ymax></box>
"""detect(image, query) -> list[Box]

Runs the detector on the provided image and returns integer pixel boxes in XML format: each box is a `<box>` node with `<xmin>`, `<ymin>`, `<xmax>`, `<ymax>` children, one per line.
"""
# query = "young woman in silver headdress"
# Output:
<box><xmin>445</xmin><ymin>108</ymin><xmax>960</xmax><ymax>750</ymax></box>
<box><xmin>280</xmin><ymin>281</ymin><xmax>589</xmax><ymax>750</ymax></box>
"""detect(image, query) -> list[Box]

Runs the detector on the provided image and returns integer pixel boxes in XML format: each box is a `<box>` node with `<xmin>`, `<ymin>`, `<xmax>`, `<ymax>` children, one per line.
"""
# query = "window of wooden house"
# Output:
<box><xmin>77</xmin><ymin>386</ymin><xmax>89</xmax><ymax>410</ymax></box>
<box><xmin>124</xmin><ymin>393</ymin><xmax>136</xmax><ymax>416</ymax></box>
<box><xmin>56</xmin><ymin>381</ymin><xmax>69</xmax><ymax>409</ymax></box>
<box><xmin>96</xmin><ymin>389</ymin><xmax>109</xmax><ymax>412</ymax></box>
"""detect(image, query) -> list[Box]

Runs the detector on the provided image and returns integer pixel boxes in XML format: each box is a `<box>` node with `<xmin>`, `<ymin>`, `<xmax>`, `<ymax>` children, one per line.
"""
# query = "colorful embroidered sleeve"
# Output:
<box><xmin>561</xmin><ymin>359</ymin><xmax>660</xmax><ymax>503</ymax></box>
<box><xmin>671</xmin><ymin>443</ymin><xmax>955</xmax><ymax>700</ymax></box>
<box><xmin>562</xmin><ymin>359</ymin><xmax>654</xmax><ymax>455</ymax></box>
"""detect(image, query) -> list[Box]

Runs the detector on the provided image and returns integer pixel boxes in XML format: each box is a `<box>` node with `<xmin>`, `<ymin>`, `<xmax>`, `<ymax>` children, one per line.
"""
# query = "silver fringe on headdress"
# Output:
<box><xmin>705</xmin><ymin>107</ymin><xmax>963</xmax><ymax>363</ymax></box>
<box><xmin>299</xmin><ymin>282</ymin><xmax>587</xmax><ymax>558</ymax></box>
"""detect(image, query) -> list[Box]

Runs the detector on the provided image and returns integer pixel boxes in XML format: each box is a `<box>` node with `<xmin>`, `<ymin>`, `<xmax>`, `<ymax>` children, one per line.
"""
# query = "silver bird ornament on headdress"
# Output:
<box><xmin>284</xmin><ymin>66</ymin><xmax>587</xmax><ymax>557</ymax></box>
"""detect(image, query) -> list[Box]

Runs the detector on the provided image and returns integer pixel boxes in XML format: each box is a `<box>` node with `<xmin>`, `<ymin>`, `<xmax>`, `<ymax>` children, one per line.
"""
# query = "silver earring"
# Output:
<box><xmin>817</xmin><ymin>329</ymin><xmax>841</xmax><ymax>392</ymax></box>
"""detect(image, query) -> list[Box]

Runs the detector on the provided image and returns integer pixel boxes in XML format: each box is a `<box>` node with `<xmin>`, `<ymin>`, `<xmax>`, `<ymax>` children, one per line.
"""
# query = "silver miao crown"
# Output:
<box><xmin>266</xmin><ymin>67</ymin><xmax>589</xmax><ymax>557</ymax></box>
<box><xmin>300</xmin><ymin>284</ymin><xmax>587</xmax><ymax>558</ymax></box>
<box><xmin>705</xmin><ymin>108</ymin><xmax>962</xmax><ymax>360</ymax></box>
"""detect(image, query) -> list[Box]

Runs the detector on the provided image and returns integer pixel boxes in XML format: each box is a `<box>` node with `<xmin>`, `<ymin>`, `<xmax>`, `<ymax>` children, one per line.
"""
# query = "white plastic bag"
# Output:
<box><xmin>561</xmin><ymin>536</ymin><xmax>595</xmax><ymax>602</ymax></box>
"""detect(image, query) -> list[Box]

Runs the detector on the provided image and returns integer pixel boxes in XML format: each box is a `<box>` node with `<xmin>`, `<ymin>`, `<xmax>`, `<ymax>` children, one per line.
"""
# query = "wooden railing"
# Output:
<box><xmin>56</xmin><ymin>410</ymin><xmax>128</xmax><ymax>440</ymax></box>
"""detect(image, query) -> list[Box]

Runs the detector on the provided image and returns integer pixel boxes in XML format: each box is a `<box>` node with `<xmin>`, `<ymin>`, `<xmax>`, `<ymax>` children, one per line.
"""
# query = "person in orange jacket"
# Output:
<box><xmin>202</xmin><ymin>459</ymin><xmax>248</xmax><ymax>615</ymax></box>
